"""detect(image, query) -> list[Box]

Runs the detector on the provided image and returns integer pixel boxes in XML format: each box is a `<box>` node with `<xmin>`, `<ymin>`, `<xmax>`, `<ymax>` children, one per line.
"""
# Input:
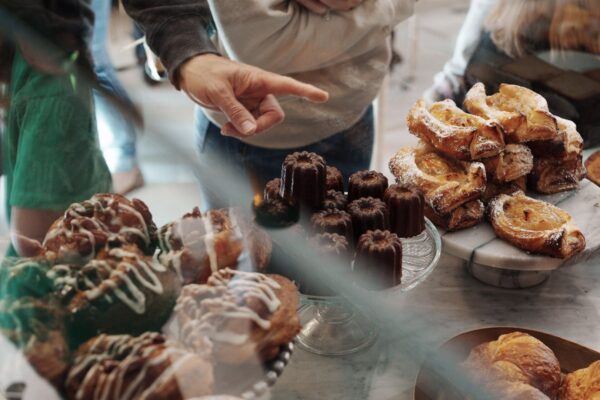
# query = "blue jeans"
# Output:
<box><xmin>91</xmin><ymin>0</ymin><xmax>138</xmax><ymax>173</ymax></box>
<box><xmin>194</xmin><ymin>106</ymin><xmax>374</xmax><ymax>211</ymax></box>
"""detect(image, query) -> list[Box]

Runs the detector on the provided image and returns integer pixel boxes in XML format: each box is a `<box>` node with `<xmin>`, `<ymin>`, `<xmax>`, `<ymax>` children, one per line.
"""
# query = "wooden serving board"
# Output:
<box><xmin>414</xmin><ymin>327</ymin><xmax>600</xmax><ymax>400</ymax></box>
<box><xmin>440</xmin><ymin>178</ymin><xmax>600</xmax><ymax>271</ymax></box>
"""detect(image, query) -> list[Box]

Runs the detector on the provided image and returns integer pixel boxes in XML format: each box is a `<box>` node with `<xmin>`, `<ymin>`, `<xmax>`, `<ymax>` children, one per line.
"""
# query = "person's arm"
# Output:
<box><xmin>10</xmin><ymin>208</ymin><xmax>62</xmax><ymax>257</ymax></box>
<box><xmin>207</xmin><ymin>0</ymin><xmax>416</xmax><ymax>74</ymax></box>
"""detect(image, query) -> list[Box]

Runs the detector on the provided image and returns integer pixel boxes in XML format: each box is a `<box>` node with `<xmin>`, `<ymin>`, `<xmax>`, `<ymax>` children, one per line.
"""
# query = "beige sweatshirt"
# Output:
<box><xmin>203</xmin><ymin>0</ymin><xmax>415</xmax><ymax>149</ymax></box>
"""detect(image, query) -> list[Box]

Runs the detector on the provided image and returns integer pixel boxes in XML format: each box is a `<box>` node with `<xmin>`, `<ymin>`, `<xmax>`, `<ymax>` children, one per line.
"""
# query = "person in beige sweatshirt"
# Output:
<box><xmin>195</xmin><ymin>0</ymin><xmax>415</xmax><ymax>209</ymax></box>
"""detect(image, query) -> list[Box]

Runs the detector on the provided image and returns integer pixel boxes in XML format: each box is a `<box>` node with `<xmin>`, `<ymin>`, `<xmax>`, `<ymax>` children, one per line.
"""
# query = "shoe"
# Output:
<box><xmin>112</xmin><ymin>166</ymin><xmax>145</xmax><ymax>195</ymax></box>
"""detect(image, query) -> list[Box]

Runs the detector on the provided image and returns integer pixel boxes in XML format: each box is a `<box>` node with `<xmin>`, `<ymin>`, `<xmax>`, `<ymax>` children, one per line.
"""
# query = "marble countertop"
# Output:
<box><xmin>272</xmin><ymin>251</ymin><xmax>600</xmax><ymax>400</ymax></box>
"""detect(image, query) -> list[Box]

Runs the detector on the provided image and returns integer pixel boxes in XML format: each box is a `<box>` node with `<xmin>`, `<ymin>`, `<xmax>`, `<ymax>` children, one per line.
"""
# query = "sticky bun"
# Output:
<box><xmin>165</xmin><ymin>269</ymin><xmax>300</xmax><ymax>364</ymax></box>
<box><xmin>389</xmin><ymin>143</ymin><xmax>486</xmax><ymax>215</ymax></box>
<box><xmin>43</xmin><ymin>193</ymin><xmax>157</xmax><ymax>263</ymax></box>
<box><xmin>407</xmin><ymin>99</ymin><xmax>504</xmax><ymax>161</ymax></box>
<box><xmin>482</xmin><ymin>144</ymin><xmax>533</xmax><ymax>183</ymax></box>
<box><xmin>560</xmin><ymin>360</ymin><xmax>600</xmax><ymax>400</ymax></box>
<box><xmin>464</xmin><ymin>83</ymin><xmax>559</xmax><ymax>143</ymax></box>
<box><xmin>487</xmin><ymin>191</ymin><xmax>586</xmax><ymax>258</ymax></box>
<box><xmin>65</xmin><ymin>332</ymin><xmax>214</xmax><ymax>400</ymax></box>
<box><xmin>424</xmin><ymin>200</ymin><xmax>484</xmax><ymax>232</ymax></box>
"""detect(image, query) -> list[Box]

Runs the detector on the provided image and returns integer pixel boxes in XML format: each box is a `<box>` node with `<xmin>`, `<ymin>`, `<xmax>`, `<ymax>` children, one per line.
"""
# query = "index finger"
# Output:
<box><xmin>258</xmin><ymin>72</ymin><xmax>329</xmax><ymax>103</ymax></box>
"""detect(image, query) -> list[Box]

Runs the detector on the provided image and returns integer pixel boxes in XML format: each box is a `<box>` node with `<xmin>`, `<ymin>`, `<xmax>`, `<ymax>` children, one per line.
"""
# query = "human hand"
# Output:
<box><xmin>179</xmin><ymin>54</ymin><xmax>329</xmax><ymax>138</ymax></box>
<box><xmin>295</xmin><ymin>0</ymin><xmax>364</xmax><ymax>14</ymax></box>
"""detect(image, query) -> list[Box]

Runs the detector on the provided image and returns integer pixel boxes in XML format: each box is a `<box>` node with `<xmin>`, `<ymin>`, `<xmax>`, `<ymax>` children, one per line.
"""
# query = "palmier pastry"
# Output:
<box><xmin>424</xmin><ymin>200</ymin><xmax>484</xmax><ymax>232</ymax></box>
<box><xmin>347</xmin><ymin>197</ymin><xmax>389</xmax><ymax>243</ymax></box>
<box><xmin>560</xmin><ymin>360</ymin><xmax>600</xmax><ymax>400</ymax></box>
<box><xmin>389</xmin><ymin>143</ymin><xmax>486</xmax><ymax>215</ymax></box>
<box><xmin>481</xmin><ymin>177</ymin><xmax>527</xmax><ymax>204</ymax></box>
<box><xmin>348</xmin><ymin>170</ymin><xmax>389</xmax><ymax>201</ymax></box>
<box><xmin>384</xmin><ymin>185</ymin><xmax>425</xmax><ymax>238</ymax></box>
<box><xmin>586</xmin><ymin>150</ymin><xmax>600</xmax><ymax>187</ymax></box>
<box><xmin>464</xmin><ymin>83</ymin><xmax>559</xmax><ymax>143</ymax></box>
<box><xmin>354</xmin><ymin>230</ymin><xmax>402</xmax><ymax>289</ymax></box>
<box><xmin>0</xmin><ymin>297</ymin><xmax>69</xmax><ymax>388</ymax></box>
<box><xmin>326</xmin><ymin>166</ymin><xmax>345</xmax><ymax>192</ymax></box>
<box><xmin>482</xmin><ymin>144</ymin><xmax>533</xmax><ymax>183</ymax></box>
<box><xmin>65</xmin><ymin>332</ymin><xmax>214</xmax><ymax>400</ymax></box>
<box><xmin>43</xmin><ymin>193</ymin><xmax>157</xmax><ymax>263</ymax></box>
<box><xmin>165</xmin><ymin>269</ymin><xmax>300</xmax><ymax>364</ymax></box>
<box><xmin>462</xmin><ymin>332</ymin><xmax>561</xmax><ymax>399</ymax></box>
<box><xmin>310</xmin><ymin>209</ymin><xmax>354</xmax><ymax>244</ymax></box>
<box><xmin>407</xmin><ymin>99</ymin><xmax>504</xmax><ymax>161</ymax></box>
<box><xmin>158</xmin><ymin>208</ymin><xmax>272</xmax><ymax>285</ymax></box>
<box><xmin>264</xmin><ymin>178</ymin><xmax>282</xmax><ymax>201</ymax></box>
<box><xmin>49</xmin><ymin>244</ymin><xmax>180</xmax><ymax>343</ymax></box>
<box><xmin>322</xmin><ymin>189</ymin><xmax>348</xmax><ymax>210</ymax></box>
<box><xmin>487</xmin><ymin>191</ymin><xmax>586</xmax><ymax>258</ymax></box>
<box><xmin>280</xmin><ymin>151</ymin><xmax>327</xmax><ymax>210</ymax></box>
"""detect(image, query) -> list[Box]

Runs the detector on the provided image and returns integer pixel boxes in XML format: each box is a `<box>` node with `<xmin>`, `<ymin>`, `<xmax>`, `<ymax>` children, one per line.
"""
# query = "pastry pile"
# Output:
<box><xmin>0</xmin><ymin>193</ymin><xmax>300</xmax><ymax>399</ymax></box>
<box><xmin>390</xmin><ymin>83</ymin><xmax>587</xmax><ymax>258</ymax></box>
<box><xmin>461</xmin><ymin>331</ymin><xmax>599</xmax><ymax>400</ymax></box>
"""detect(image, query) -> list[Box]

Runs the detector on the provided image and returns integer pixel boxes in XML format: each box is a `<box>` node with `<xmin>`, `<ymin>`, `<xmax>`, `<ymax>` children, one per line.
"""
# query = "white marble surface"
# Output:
<box><xmin>272</xmin><ymin>252</ymin><xmax>600</xmax><ymax>400</ymax></box>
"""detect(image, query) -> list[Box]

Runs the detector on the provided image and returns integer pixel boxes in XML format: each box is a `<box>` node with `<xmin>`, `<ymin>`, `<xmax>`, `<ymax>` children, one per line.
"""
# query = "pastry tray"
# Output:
<box><xmin>414</xmin><ymin>327</ymin><xmax>600</xmax><ymax>400</ymax></box>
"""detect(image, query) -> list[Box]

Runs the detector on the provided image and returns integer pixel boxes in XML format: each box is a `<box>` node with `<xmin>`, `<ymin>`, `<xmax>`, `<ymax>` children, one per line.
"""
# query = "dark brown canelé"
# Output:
<box><xmin>354</xmin><ymin>230</ymin><xmax>402</xmax><ymax>289</ymax></box>
<box><xmin>348</xmin><ymin>170</ymin><xmax>388</xmax><ymax>201</ymax></box>
<box><xmin>308</xmin><ymin>233</ymin><xmax>351</xmax><ymax>296</ymax></box>
<box><xmin>280</xmin><ymin>151</ymin><xmax>327</xmax><ymax>210</ymax></box>
<box><xmin>264</xmin><ymin>178</ymin><xmax>282</xmax><ymax>201</ymax></box>
<box><xmin>254</xmin><ymin>197</ymin><xmax>299</xmax><ymax>228</ymax></box>
<box><xmin>347</xmin><ymin>197</ymin><xmax>388</xmax><ymax>243</ymax></box>
<box><xmin>322</xmin><ymin>190</ymin><xmax>348</xmax><ymax>210</ymax></box>
<box><xmin>384</xmin><ymin>185</ymin><xmax>425</xmax><ymax>238</ymax></box>
<box><xmin>310</xmin><ymin>209</ymin><xmax>354</xmax><ymax>244</ymax></box>
<box><xmin>326</xmin><ymin>166</ymin><xmax>345</xmax><ymax>192</ymax></box>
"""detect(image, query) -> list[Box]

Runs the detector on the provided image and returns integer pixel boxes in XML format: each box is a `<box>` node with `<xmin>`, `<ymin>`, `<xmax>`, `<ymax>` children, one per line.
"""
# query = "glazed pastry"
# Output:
<box><xmin>326</xmin><ymin>166</ymin><xmax>345</xmax><ymax>192</ymax></box>
<box><xmin>464</xmin><ymin>83</ymin><xmax>559</xmax><ymax>143</ymax></box>
<box><xmin>481</xmin><ymin>177</ymin><xmax>527</xmax><ymax>204</ymax></box>
<box><xmin>159</xmin><ymin>208</ymin><xmax>272</xmax><ymax>285</ymax></box>
<box><xmin>560</xmin><ymin>360</ymin><xmax>600</xmax><ymax>400</ymax></box>
<box><xmin>65</xmin><ymin>332</ymin><xmax>214</xmax><ymax>400</ymax></box>
<box><xmin>424</xmin><ymin>200</ymin><xmax>484</xmax><ymax>232</ymax></box>
<box><xmin>347</xmin><ymin>197</ymin><xmax>389</xmax><ymax>243</ymax></box>
<box><xmin>49</xmin><ymin>244</ymin><xmax>180</xmax><ymax>343</ymax></box>
<box><xmin>0</xmin><ymin>297</ymin><xmax>69</xmax><ymax>388</ymax></box>
<box><xmin>529</xmin><ymin>117</ymin><xmax>585</xmax><ymax>194</ymax></box>
<box><xmin>43</xmin><ymin>193</ymin><xmax>157</xmax><ymax>263</ymax></box>
<box><xmin>322</xmin><ymin>189</ymin><xmax>348</xmax><ymax>210</ymax></box>
<box><xmin>586</xmin><ymin>150</ymin><xmax>600</xmax><ymax>186</ymax></box>
<box><xmin>280</xmin><ymin>151</ymin><xmax>327</xmax><ymax>210</ymax></box>
<box><xmin>348</xmin><ymin>170</ymin><xmax>388</xmax><ymax>201</ymax></box>
<box><xmin>310</xmin><ymin>209</ymin><xmax>354</xmax><ymax>244</ymax></box>
<box><xmin>383</xmin><ymin>185</ymin><xmax>425</xmax><ymax>238</ymax></box>
<box><xmin>487</xmin><ymin>191</ymin><xmax>586</xmax><ymax>258</ymax></box>
<box><xmin>407</xmin><ymin>98</ymin><xmax>504</xmax><ymax>161</ymax></box>
<box><xmin>253</xmin><ymin>196</ymin><xmax>300</xmax><ymax>228</ymax></box>
<box><xmin>462</xmin><ymin>332</ymin><xmax>561</xmax><ymax>399</ymax></box>
<box><xmin>264</xmin><ymin>178</ymin><xmax>282</xmax><ymax>201</ymax></box>
<box><xmin>482</xmin><ymin>144</ymin><xmax>533</xmax><ymax>183</ymax></box>
<box><xmin>389</xmin><ymin>143</ymin><xmax>486</xmax><ymax>215</ymax></box>
<box><xmin>165</xmin><ymin>269</ymin><xmax>300</xmax><ymax>364</ymax></box>
<box><xmin>307</xmin><ymin>233</ymin><xmax>352</xmax><ymax>296</ymax></box>
<box><xmin>354</xmin><ymin>230</ymin><xmax>402</xmax><ymax>289</ymax></box>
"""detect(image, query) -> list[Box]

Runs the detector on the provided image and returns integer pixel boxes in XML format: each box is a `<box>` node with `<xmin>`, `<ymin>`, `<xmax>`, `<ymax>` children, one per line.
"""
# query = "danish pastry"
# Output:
<box><xmin>481</xmin><ymin>177</ymin><xmax>527</xmax><ymax>204</ymax></box>
<box><xmin>424</xmin><ymin>200</ymin><xmax>484</xmax><ymax>232</ymax></box>
<box><xmin>65</xmin><ymin>332</ymin><xmax>214</xmax><ymax>400</ymax></box>
<box><xmin>389</xmin><ymin>143</ymin><xmax>486</xmax><ymax>215</ymax></box>
<box><xmin>529</xmin><ymin>155</ymin><xmax>585</xmax><ymax>194</ymax></box>
<box><xmin>407</xmin><ymin>99</ymin><xmax>504</xmax><ymax>161</ymax></box>
<box><xmin>487</xmin><ymin>191</ymin><xmax>586</xmax><ymax>258</ymax></box>
<box><xmin>482</xmin><ymin>144</ymin><xmax>533</xmax><ymax>183</ymax></box>
<box><xmin>158</xmin><ymin>208</ymin><xmax>272</xmax><ymax>285</ymax></box>
<box><xmin>464</xmin><ymin>83</ymin><xmax>559</xmax><ymax>143</ymax></box>
<box><xmin>559</xmin><ymin>360</ymin><xmax>600</xmax><ymax>400</ymax></box>
<box><xmin>527</xmin><ymin>116</ymin><xmax>583</xmax><ymax>160</ymax></box>
<box><xmin>43</xmin><ymin>193</ymin><xmax>157</xmax><ymax>263</ymax></box>
<box><xmin>586</xmin><ymin>150</ymin><xmax>600</xmax><ymax>186</ymax></box>
<box><xmin>165</xmin><ymin>269</ymin><xmax>300</xmax><ymax>364</ymax></box>
<box><xmin>462</xmin><ymin>332</ymin><xmax>561</xmax><ymax>399</ymax></box>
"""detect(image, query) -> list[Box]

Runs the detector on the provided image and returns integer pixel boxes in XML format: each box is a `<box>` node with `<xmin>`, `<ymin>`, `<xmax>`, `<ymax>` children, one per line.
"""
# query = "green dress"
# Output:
<box><xmin>3</xmin><ymin>51</ymin><xmax>112</xmax><ymax>255</ymax></box>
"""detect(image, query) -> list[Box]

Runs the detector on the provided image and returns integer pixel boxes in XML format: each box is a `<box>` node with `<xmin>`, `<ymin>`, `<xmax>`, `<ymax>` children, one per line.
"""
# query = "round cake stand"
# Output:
<box><xmin>296</xmin><ymin>219</ymin><xmax>442</xmax><ymax>356</ymax></box>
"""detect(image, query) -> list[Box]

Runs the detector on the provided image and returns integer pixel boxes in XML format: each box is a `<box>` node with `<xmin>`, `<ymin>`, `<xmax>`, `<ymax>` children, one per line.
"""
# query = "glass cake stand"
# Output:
<box><xmin>296</xmin><ymin>218</ymin><xmax>442</xmax><ymax>356</ymax></box>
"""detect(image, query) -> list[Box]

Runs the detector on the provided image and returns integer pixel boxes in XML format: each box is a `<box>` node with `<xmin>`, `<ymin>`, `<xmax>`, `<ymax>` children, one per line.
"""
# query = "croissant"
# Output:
<box><xmin>487</xmin><ymin>191</ymin><xmax>586</xmax><ymax>258</ymax></box>
<box><xmin>464</xmin><ymin>83</ymin><xmax>559</xmax><ymax>144</ymax></box>
<box><xmin>462</xmin><ymin>332</ymin><xmax>561</xmax><ymax>399</ymax></box>
<box><xmin>559</xmin><ymin>360</ymin><xmax>600</xmax><ymax>400</ymax></box>
<box><xmin>585</xmin><ymin>150</ymin><xmax>600</xmax><ymax>187</ymax></box>
<box><xmin>389</xmin><ymin>143</ymin><xmax>486</xmax><ymax>215</ymax></box>
<box><xmin>407</xmin><ymin>98</ymin><xmax>504</xmax><ymax>161</ymax></box>
<box><xmin>482</xmin><ymin>144</ymin><xmax>533</xmax><ymax>183</ymax></box>
<box><xmin>424</xmin><ymin>200</ymin><xmax>484</xmax><ymax>231</ymax></box>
